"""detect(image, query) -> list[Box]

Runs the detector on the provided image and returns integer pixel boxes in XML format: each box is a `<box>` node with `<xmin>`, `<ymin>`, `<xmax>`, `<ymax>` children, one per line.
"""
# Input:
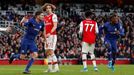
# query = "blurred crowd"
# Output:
<box><xmin>56</xmin><ymin>12</ymin><xmax>134</xmax><ymax>60</ymax></box>
<box><xmin>0</xmin><ymin>3</ymin><xmax>134</xmax><ymax>62</ymax></box>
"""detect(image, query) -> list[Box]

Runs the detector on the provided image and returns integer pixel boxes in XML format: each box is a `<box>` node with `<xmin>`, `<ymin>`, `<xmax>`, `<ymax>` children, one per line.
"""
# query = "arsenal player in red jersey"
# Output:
<box><xmin>42</xmin><ymin>3</ymin><xmax>59</xmax><ymax>72</ymax></box>
<box><xmin>79</xmin><ymin>11</ymin><xmax>99</xmax><ymax>72</ymax></box>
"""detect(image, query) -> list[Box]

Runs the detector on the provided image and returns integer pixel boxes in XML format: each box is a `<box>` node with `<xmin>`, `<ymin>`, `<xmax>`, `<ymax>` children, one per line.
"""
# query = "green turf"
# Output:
<box><xmin>0</xmin><ymin>65</ymin><xmax>134</xmax><ymax>75</ymax></box>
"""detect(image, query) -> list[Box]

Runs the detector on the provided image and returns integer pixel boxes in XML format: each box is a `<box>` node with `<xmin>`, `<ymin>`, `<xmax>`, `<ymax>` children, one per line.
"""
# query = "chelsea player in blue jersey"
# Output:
<box><xmin>9</xmin><ymin>11</ymin><xmax>44</xmax><ymax>74</ymax></box>
<box><xmin>101</xmin><ymin>13</ymin><xmax>124</xmax><ymax>72</ymax></box>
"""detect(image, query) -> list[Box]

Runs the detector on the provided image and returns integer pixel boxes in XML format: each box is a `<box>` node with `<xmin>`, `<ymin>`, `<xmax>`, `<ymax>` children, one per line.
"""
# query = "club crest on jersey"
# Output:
<box><xmin>115</xmin><ymin>28</ymin><xmax>117</xmax><ymax>31</ymax></box>
<box><xmin>48</xmin><ymin>17</ymin><xmax>51</xmax><ymax>20</ymax></box>
<box><xmin>21</xmin><ymin>50</ymin><xmax>25</xmax><ymax>53</ymax></box>
<box><xmin>46</xmin><ymin>20</ymin><xmax>48</xmax><ymax>22</ymax></box>
<box><xmin>33</xmin><ymin>24</ymin><xmax>36</xmax><ymax>27</ymax></box>
<box><xmin>39</xmin><ymin>26</ymin><xmax>42</xmax><ymax>28</ymax></box>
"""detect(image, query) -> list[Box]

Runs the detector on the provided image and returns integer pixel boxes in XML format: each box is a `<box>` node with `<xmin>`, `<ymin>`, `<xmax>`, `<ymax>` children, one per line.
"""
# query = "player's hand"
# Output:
<box><xmin>6</xmin><ymin>26</ymin><xmax>12</xmax><ymax>32</ymax></box>
<box><xmin>43</xmin><ymin>36</ymin><xmax>46</xmax><ymax>42</ymax></box>
<box><xmin>46</xmin><ymin>33</ymin><xmax>51</xmax><ymax>38</ymax></box>
<box><xmin>115</xmin><ymin>31</ymin><xmax>120</xmax><ymax>35</ymax></box>
<box><xmin>110</xmin><ymin>31</ymin><xmax>120</xmax><ymax>35</ymax></box>
<box><xmin>20</xmin><ymin>16</ymin><xmax>28</xmax><ymax>25</ymax></box>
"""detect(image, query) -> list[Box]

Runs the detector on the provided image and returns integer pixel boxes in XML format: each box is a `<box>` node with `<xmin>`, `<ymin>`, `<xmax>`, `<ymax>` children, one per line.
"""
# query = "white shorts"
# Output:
<box><xmin>82</xmin><ymin>42</ymin><xmax>95</xmax><ymax>54</ymax></box>
<box><xmin>45</xmin><ymin>35</ymin><xmax>57</xmax><ymax>50</ymax></box>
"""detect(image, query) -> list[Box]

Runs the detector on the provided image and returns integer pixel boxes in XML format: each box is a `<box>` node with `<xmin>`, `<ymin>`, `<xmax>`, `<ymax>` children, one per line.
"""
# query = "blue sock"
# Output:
<box><xmin>13</xmin><ymin>54</ymin><xmax>20</xmax><ymax>59</ymax></box>
<box><xmin>108</xmin><ymin>52</ymin><xmax>112</xmax><ymax>61</ymax></box>
<box><xmin>25</xmin><ymin>58</ymin><xmax>34</xmax><ymax>72</ymax></box>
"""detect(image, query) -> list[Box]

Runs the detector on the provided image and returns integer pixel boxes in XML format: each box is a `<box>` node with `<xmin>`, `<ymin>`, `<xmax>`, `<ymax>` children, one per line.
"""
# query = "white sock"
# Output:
<box><xmin>52</xmin><ymin>55</ymin><xmax>59</xmax><ymax>70</ymax></box>
<box><xmin>82</xmin><ymin>54</ymin><xmax>87</xmax><ymax>69</ymax></box>
<box><xmin>109</xmin><ymin>60</ymin><xmax>112</xmax><ymax>63</ymax></box>
<box><xmin>48</xmin><ymin>56</ymin><xmax>52</xmax><ymax>70</ymax></box>
<box><xmin>92</xmin><ymin>60</ymin><xmax>97</xmax><ymax>67</ymax></box>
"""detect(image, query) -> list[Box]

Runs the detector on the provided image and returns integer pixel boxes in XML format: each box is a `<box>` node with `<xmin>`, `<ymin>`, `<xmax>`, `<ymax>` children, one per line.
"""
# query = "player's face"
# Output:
<box><xmin>46</xmin><ymin>5</ymin><xmax>52</xmax><ymax>14</ymax></box>
<box><xmin>38</xmin><ymin>13</ymin><xmax>44</xmax><ymax>20</ymax></box>
<box><xmin>111</xmin><ymin>16</ymin><xmax>119</xmax><ymax>24</ymax></box>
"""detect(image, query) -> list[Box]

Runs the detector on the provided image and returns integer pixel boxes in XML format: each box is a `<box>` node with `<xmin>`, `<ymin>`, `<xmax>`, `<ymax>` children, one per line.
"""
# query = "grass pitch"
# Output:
<box><xmin>0</xmin><ymin>65</ymin><xmax>133</xmax><ymax>75</ymax></box>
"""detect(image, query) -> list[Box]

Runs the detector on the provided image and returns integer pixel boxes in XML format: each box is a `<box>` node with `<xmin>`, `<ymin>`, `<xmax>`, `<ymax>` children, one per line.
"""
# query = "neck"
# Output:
<box><xmin>35</xmin><ymin>18</ymin><xmax>40</xmax><ymax>23</ymax></box>
<box><xmin>86</xmin><ymin>18</ymin><xmax>91</xmax><ymax>20</ymax></box>
<box><xmin>48</xmin><ymin>12</ymin><xmax>53</xmax><ymax>15</ymax></box>
<box><xmin>110</xmin><ymin>21</ymin><xmax>115</xmax><ymax>25</ymax></box>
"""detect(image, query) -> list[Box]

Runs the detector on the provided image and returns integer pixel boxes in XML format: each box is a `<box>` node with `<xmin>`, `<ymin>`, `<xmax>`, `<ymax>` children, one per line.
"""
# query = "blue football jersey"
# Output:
<box><xmin>101</xmin><ymin>22</ymin><xmax>124</xmax><ymax>40</ymax></box>
<box><xmin>23</xmin><ymin>18</ymin><xmax>44</xmax><ymax>40</ymax></box>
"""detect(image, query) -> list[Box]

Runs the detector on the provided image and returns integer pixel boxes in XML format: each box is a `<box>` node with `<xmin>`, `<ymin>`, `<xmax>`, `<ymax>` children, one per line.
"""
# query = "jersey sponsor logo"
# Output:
<box><xmin>34</xmin><ymin>28</ymin><xmax>40</xmax><ymax>31</ymax></box>
<box><xmin>45</xmin><ymin>23</ymin><xmax>52</xmax><ymax>25</ymax></box>
<box><xmin>46</xmin><ymin>20</ymin><xmax>48</xmax><ymax>22</ymax></box>
<box><xmin>48</xmin><ymin>17</ymin><xmax>51</xmax><ymax>20</ymax></box>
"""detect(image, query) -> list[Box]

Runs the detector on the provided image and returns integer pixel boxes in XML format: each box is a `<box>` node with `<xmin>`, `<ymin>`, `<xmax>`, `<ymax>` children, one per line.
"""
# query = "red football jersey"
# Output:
<box><xmin>44</xmin><ymin>13</ymin><xmax>58</xmax><ymax>35</ymax></box>
<box><xmin>79</xmin><ymin>19</ymin><xmax>99</xmax><ymax>44</ymax></box>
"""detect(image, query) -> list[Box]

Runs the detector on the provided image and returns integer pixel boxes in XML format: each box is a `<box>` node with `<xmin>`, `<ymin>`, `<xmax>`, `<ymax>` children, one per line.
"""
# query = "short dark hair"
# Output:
<box><xmin>35</xmin><ymin>10</ymin><xmax>43</xmax><ymax>17</ymax></box>
<box><xmin>110</xmin><ymin>13</ymin><xmax>118</xmax><ymax>20</ymax></box>
<box><xmin>85</xmin><ymin>11</ymin><xmax>93</xmax><ymax>18</ymax></box>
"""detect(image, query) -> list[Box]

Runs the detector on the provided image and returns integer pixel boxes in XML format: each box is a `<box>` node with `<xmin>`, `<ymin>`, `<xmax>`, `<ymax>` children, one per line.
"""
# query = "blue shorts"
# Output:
<box><xmin>104</xmin><ymin>39</ymin><xmax>118</xmax><ymax>53</ymax></box>
<box><xmin>20</xmin><ymin>38</ymin><xmax>38</xmax><ymax>54</ymax></box>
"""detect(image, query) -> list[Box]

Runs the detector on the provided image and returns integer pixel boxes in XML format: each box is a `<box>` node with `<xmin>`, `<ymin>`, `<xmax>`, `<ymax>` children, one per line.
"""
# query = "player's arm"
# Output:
<box><xmin>95</xmin><ymin>22</ymin><xmax>99</xmax><ymax>34</ymax></box>
<box><xmin>51</xmin><ymin>14</ymin><xmax>58</xmax><ymax>34</ymax></box>
<box><xmin>39</xmin><ymin>22</ymin><xmax>45</xmax><ymax>32</ymax></box>
<box><xmin>20</xmin><ymin>16</ymin><xmax>29</xmax><ymax>26</ymax></box>
<box><xmin>43</xmin><ymin>27</ymin><xmax>46</xmax><ymax>41</ymax></box>
<box><xmin>115</xmin><ymin>23</ymin><xmax>124</xmax><ymax>36</ymax></box>
<box><xmin>99</xmin><ymin>23</ymin><xmax>106</xmax><ymax>35</ymax></box>
<box><xmin>79</xmin><ymin>22</ymin><xmax>83</xmax><ymax>34</ymax></box>
<box><xmin>46</xmin><ymin>14</ymin><xmax>57</xmax><ymax>37</ymax></box>
<box><xmin>0</xmin><ymin>26</ymin><xmax>12</xmax><ymax>32</ymax></box>
<box><xmin>0</xmin><ymin>28</ymin><xmax>7</xmax><ymax>31</ymax></box>
<box><xmin>40</xmin><ymin>23</ymin><xmax>46</xmax><ymax>41</ymax></box>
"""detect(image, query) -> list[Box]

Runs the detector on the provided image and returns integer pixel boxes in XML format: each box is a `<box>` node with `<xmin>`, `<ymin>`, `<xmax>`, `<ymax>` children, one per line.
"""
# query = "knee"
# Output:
<box><xmin>20</xmin><ymin>54</ymin><xmax>26</xmax><ymax>59</ymax></box>
<box><xmin>46</xmin><ymin>49</ymin><xmax>54</xmax><ymax>57</ymax></box>
<box><xmin>90</xmin><ymin>54</ymin><xmax>95</xmax><ymax>60</ymax></box>
<box><xmin>32</xmin><ymin>52</ymin><xmax>38</xmax><ymax>59</ymax></box>
<box><xmin>105</xmin><ymin>43</ymin><xmax>111</xmax><ymax>49</ymax></box>
<box><xmin>112</xmin><ymin>52</ymin><xmax>117</xmax><ymax>57</ymax></box>
<box><xmin>82</xmin><ymin>53</ymin><xmax>87</xmax><ymax>60</ymax></box>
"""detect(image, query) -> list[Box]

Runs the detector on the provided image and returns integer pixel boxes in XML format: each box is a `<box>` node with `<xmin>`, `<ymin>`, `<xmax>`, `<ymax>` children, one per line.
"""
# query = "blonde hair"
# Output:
<box><xmin>41</xmin><ymin>3</ymin><xmax>56</xmax><ymax>11</ymax></box>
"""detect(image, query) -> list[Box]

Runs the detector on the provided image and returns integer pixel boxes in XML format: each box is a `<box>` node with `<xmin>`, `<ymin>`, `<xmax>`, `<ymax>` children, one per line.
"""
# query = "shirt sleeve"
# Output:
<box><xmin>24</xmin><ymin>22</ymin><xmax>29</xmax><ymax>27</ymax></box>
<box><xmin>103</xmin><ymin>23</ymin><xmax>107</xmax><ymax>32</ymax></box>
<box><xmin>119</xmin><ymin>23</ymin><xmax>124</xmax><ymax>36</ymax></box>
<box><xmin>79</xmin><ymin>22</ymin><xmax>83</xmax><ymax>34</ymax></box>
<box><xmin>52</xmin><ymin>14</ymin><xmax>58</xmax><ymax>22</ymax></box>
<box><xmin>95</xmin><ymin>22</ymin><xmax>99</xmax><ymax>34</ymax></box>
<box><xmin>0</xmin><ymin>28</ymin><xmax>7</xmax><ymax>31</ymax></box>
<box><xmin>40</xmin><ymin>22</ymin><xmax>44</xmax><ymax>32</ymax></box>
<box><xmin>24</xmin><ymin>19</ymin><xmax>33</xmax><ymax>27</ymax></box>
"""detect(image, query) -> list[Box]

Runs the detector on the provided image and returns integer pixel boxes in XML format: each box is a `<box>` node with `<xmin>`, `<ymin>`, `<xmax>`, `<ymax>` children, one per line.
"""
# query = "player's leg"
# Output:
<box><xmin>89</xmin><ymin>44</ymin><xmax>98</xmax><ymax>71</ymax></box>
<box><xmin>50</xmin><ymin>51</ymin><xmax>59</xmax><ymax>72</ymax></box>
<box><xmin>45</xmin><ymin>49</ymin><xmax>53</xmax><ymax>72</ymax></box>
<box><xmin>44</xmin><ymin>36</ymin><xmax>53</xmax><ymax>72</ymax></box>
<box><xmin>45</xmin><ymin>35</ymin><xmax>59</xmax><ymax>72</ymax></box>
<box><xmin>51</xmin><ymin>35</ymin><xmax>59</xmax><ymax>72</ymax></box>
<box><xmin>23</xmin><ymin>42</ymin><xmax>38</xmax><ymax>74</ymax></box>
<box><xmin>111</xmin><ymin>40</ymin><xmax>118</xmax><ymax>66</ymax></box>
<box><xmin>81</xmin><ymin>42</ymin><xmax>89</xmax><ymax>72</ymax></box>
<box><xmin>9</xmin><ymin>40</ymin><xmax>27</xmax><ymax>64</ymax></box>
<box><xmin>105</xmin><ymin>40</ymin><xmax>112</xmax><ymax>68</ymax></box>
<box><xmin>112</xmin><ymin>52</ymin><xmax>116</xmax><ymax>66</ymax></box>
<box><xmin>110</xmin><ymin>51</ymin><xmax>116</xmax><ymax>72</ymax></box>
<box><xmin>110</xmin><ymin>40</ymin><xmax>118</xmax><ymax>72</ymax></box>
